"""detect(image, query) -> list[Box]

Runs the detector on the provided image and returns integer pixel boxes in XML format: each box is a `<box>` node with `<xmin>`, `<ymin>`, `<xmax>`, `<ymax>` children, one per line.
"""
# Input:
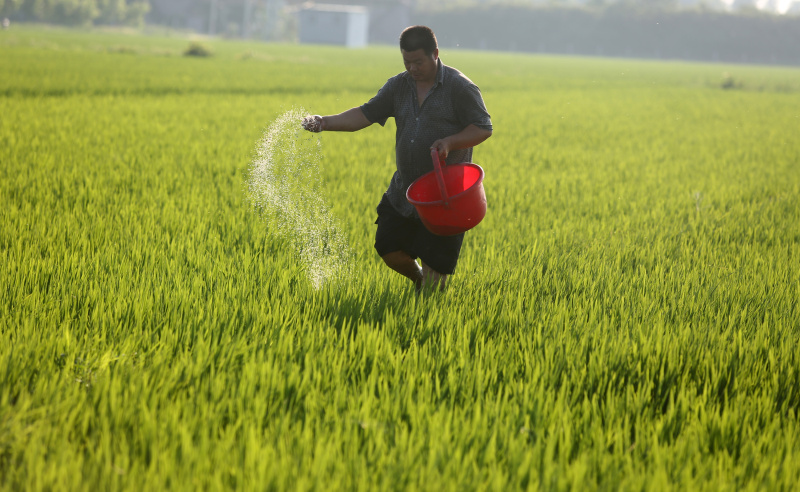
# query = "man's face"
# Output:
<box><xmin>402</xmin><ymin>48</ymin><xmax>439</xmax><ymax>84</ymax></box>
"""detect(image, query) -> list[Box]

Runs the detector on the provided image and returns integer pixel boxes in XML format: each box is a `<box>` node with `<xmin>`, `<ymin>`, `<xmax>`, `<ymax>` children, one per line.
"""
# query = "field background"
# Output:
<box><xmin>1</xmin><ymin>25</ymin><xmax>799</xmax><ymax>491</ymax></box>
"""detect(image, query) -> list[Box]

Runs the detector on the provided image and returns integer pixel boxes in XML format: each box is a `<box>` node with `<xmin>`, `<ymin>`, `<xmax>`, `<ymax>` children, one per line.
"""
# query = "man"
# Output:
<box><xmin>302</xmin><ymin>26</ymin><xmax>492</xmax><ymax>293</ymax></box>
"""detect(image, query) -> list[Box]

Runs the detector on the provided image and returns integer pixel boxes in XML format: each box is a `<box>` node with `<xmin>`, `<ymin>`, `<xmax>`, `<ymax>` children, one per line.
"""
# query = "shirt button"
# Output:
<box><xmin>411</xmin><ymin>140</ymin><xmax>414</xmax><ymax>143</ymax></box>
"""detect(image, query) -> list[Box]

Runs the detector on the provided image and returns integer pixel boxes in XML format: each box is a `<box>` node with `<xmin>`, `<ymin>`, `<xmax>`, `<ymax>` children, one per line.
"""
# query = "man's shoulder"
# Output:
<box><xmin>441</xmin><ymin>63</ymin><xmax>477</xmax><ymax>89</ymax></box>
<box><xmin>382</xmin><ymin>71</ymin><xmax>412</xmax><ymax>89</ymax></box>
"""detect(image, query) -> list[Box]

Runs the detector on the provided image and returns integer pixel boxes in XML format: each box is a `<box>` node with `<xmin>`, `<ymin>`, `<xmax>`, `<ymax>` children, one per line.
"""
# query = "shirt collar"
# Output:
<box><xmin>435</xmin><ymin>58</ymin><xmax>445</xmax><ymax>85</ymax></box>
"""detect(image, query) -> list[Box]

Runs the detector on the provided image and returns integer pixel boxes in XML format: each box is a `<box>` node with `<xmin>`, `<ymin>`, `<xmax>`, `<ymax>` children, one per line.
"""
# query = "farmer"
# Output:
<box><xmin>302</xmin><ymin>25</ymin><xmax>492</xmax><ymax>292</ymax></box>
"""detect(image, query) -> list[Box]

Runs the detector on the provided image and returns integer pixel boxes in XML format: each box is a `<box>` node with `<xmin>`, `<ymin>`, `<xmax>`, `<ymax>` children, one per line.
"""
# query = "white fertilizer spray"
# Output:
<box><xmin>247</xmin><ymin>109</ymin><xmax>352</xmax><ymax>289</ymax></box>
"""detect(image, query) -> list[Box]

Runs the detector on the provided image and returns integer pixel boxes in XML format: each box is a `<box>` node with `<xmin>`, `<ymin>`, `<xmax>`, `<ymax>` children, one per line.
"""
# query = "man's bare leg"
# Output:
<box><xmin>421</xmin><ymin>260</ymin><xmax>448</xmax><ymax>292</ymax></box>
<box><xmin>381</xmin><ymin>251</ymin><xmax>424</xmax><ymax>290</ymax></box>
<box><xmin>381</xmin><ymin>252</ymin><xmax>449</xmax><ymax>293</ymax></box>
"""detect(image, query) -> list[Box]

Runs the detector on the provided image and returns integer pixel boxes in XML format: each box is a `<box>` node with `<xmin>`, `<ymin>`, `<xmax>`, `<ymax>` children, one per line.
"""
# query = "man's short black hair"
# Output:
<box><xmin>399</xmin><ymin>26</ymin><xmax>438</xmax><ymax>56</ymax></box>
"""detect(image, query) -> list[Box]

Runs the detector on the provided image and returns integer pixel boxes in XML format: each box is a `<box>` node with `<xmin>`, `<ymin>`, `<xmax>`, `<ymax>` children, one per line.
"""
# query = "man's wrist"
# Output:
<box><xmin>441</xmin><ymin>137</ymin><xmax>454</xmax><ymax>154</ymax></box>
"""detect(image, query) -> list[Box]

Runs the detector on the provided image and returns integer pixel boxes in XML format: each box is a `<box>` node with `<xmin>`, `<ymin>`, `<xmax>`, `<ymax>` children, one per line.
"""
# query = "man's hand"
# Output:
<box><xmin>430</xmin><ymin>138</ymin><xmax>452</xmax><ymax>160</ymax></box>
<box><xmin>431</xmin><ymin>125</ymin><xmax>492</xmax><ymax>161</ymax></box>
<box><xmin>302</xmin><ymin>115</ymin><xmax>325</xmax><ymax>133</ymax></box>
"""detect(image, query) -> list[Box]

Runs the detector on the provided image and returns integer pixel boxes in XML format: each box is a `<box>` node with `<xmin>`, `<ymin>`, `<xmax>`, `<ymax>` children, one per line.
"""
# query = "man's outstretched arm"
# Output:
<box><xmin>302</xmin><ymin>108</ymin><xmax>372</xmax><ymax>133</ymax></box>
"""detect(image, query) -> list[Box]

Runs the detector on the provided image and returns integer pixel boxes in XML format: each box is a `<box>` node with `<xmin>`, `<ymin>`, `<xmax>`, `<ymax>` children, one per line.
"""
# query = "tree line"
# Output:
<box><xmin>417</xmin><ymin>4</ymin><xmax>800</xmax><ymax>66</ymax></box>
<box><xmin>1</xmin><ymin>0</ymin><xmax>150</xmax><ymax>26</ymax></box>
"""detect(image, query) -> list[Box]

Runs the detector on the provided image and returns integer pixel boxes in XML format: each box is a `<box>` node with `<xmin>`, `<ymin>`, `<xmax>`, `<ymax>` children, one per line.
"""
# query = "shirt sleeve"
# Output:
<box><xmin>455</xmin><ymin>83</ymin><xmax>493</xmax><ymax>132</ymax></box>
<box><xmin>359</xmin><ymin>77</ymin><xmax>396</xmax><ymax>127</ymax></box>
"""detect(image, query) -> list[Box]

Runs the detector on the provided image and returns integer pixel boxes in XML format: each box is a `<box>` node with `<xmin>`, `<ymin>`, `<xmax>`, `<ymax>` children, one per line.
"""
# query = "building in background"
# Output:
<box><xmin>289</xmin><ymin>0</ymin><xmax>413</xmax><ymax>44</ymax></box>
<box><xmin>145</xmin><ymin>0</ymin><xmax>414</xmax><ymax>44</ymax></box>
<box><xmin>296</xmin><ymin>4</ymin><xmax>369</xmax><ymax>48</ymax></box>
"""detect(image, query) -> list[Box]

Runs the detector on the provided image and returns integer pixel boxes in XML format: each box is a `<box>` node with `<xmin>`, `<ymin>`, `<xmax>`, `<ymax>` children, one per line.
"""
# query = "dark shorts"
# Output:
<box><xmin>373</xmin><ymin>194</ymin><xmax>465</xmax><ymax>275</ymax></box>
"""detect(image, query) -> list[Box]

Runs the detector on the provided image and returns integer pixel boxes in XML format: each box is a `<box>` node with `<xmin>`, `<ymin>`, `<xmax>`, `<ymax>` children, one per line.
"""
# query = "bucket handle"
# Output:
<box><xmin>431</xmin><ymin>148</ymin><xmax>451</xmax><ymax>209</ymax></box>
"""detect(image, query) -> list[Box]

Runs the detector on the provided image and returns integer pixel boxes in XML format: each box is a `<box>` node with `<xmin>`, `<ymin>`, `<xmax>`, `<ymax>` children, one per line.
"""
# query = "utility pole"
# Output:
<box><xmin>209</xmin><ymin>0</ymin><xmax>218</xmax><ymax>36</ymax></box>
<box><xmin>243</xmin><ymin>0</ymin><xmax>254</xmax><ymax>38</ymax></box>
<box><xmin>264</xmin><ymin>0</ymin><xmax>282</xmax><ymax>40</ymax></box>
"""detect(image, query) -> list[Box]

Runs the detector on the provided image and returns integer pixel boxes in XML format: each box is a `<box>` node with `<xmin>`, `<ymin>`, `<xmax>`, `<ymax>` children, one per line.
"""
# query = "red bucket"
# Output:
<box><xmin>406</xmin><ymin>149</ymin><xmax>487</xmax><ymax>236</ymax></box>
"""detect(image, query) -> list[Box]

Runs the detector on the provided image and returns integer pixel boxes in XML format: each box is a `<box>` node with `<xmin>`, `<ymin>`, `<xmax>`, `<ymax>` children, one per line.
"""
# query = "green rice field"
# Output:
<box><xmin>1</xmin><ymin>25</ymin><xmax>799</xmax><ymax>491</ymax></box>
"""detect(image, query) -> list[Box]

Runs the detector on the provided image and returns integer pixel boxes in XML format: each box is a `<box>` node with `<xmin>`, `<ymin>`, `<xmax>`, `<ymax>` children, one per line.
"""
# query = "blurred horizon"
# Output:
<box><xmin>2</xmin><ymin>0</ymin><xmax>799</xmax><ymax>66</ymax></box>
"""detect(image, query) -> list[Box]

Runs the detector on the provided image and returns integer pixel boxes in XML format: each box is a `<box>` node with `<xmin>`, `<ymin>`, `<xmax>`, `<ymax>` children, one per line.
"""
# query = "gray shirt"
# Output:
<box><xmin>360</xmin><ymin>58</ymin><xmax>493</xmax><ymax>217</ymax></box>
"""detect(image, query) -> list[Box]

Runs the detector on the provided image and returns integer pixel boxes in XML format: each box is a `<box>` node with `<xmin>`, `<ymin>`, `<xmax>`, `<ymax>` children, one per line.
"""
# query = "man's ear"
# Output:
<box><xmin>433</xmin><ymin>48</ymin><xmax>439</xmax><ymax>61</ymax></box>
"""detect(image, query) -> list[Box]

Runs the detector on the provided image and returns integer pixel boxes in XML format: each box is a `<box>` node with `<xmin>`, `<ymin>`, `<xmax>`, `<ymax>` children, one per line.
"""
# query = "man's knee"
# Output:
<box><xmin>381</xmin><ymin>250</ymin><xmax>410</xmax><ymax>269</ymax></box>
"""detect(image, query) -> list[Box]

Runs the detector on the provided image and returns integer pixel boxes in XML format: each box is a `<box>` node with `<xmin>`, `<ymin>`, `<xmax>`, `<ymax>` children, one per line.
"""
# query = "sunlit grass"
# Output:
<box><xmin>1</xmin><ymin>25</ymin><xmax>798</xmax><ymax>491</ymax></box>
